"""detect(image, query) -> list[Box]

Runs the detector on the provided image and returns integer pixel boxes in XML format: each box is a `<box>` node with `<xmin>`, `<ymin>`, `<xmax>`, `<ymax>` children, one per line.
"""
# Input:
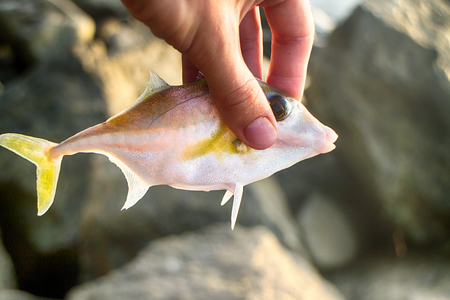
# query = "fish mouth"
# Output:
<box><xmin>320</xmin><ymin>126</ymin><xmax>338</xmax><ymax>153</ymax></box>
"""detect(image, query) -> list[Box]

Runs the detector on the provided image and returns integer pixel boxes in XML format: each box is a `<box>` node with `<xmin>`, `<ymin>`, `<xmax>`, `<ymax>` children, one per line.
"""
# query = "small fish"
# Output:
<box><xmin>0</xmin><ymin>71</ymin><xmax>337</xmax><ymax>229</ymax></box>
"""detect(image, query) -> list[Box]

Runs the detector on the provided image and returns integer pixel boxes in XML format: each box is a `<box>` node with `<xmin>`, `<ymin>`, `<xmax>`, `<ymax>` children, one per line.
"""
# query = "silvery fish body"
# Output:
<box><xmin>0</xmin><ymin>71</ymin><xmax>337</xmax><ymax>229</ymax></box>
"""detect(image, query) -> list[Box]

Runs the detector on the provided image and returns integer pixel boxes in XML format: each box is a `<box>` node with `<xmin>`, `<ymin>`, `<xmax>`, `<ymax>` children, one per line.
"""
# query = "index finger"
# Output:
<box><xmin>264</xmin><ymin>0</ymin><xmax>314</xmax><ymax>100</ymax></box>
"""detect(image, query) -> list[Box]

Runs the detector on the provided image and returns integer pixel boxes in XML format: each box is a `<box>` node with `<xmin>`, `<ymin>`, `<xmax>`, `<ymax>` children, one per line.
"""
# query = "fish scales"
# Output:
<box><xmin>0</xmin><ymin>70</ymin><xmax>338</xmax><ymax>229</ymax></box>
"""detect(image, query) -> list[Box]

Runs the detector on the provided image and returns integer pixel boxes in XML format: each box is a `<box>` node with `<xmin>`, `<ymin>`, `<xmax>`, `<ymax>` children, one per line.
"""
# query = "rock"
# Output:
<box><xmin>68</xmin><ymin>225</ymin><xmax>344</xmax><ymax>300</ymax></box>
<box><xmin>310</xmin><ymin>6</ymin><xmax>336</xmax><ymax>46</ymax></box>
<box><xmin>331</xmin><ymin>254</ymin><xmax>450</xmax><ymax>300</ymax></box>
<box><xmin>0</xmin><ymin>230</ymin><xmax>16</xmax><ymax>290</ymax></box>
<box><xmin>0</xmin><ymin>0</ymin><xmax>95</xmax><ymax>65</ymax></box>
<box><xmin>96</xmin><ymin>18</ymin><xmax>155</xmax><ymax>56</ymax></box>
<box><xmin>298</xmin><ymin>193</ymin><xmax>358</xmax><ymax>270</ymax></box>
<box><xmin>78</xmin><ymin>154</ymin><xmax>306</xmax><ymax>281</ymax></box>
<box><xmin>244</xmin><ymin>179</ymin><xmax>307</xmax><ymax>255</ymax></box>
<box><xmin>306</xmin><ymin>0</ymin><xmax>450</xmax><ymax>244</ymax></box>
<box><xmin>71</xmin><ymin>0</ymin><xmax>129</xmax><ymax>19</ymax></box>
<box><xmin>78</xmin><ymin>39</ymin><xmax>183</xmax><ymax>116</ymax></box>
<box><xmin>0</xmin><ymin>290</ymin><xmax>55</xmax><ymax>300</ymax></box>
<box><xmin>310</xmin><ymin>0</ymin><xmax>365</xmax><ymax>23</ymax></box>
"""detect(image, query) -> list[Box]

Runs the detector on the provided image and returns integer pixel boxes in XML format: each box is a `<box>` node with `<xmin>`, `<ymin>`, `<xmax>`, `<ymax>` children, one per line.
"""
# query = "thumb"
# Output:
<box><xmin>206</xmin><ymin>67</ymin><xmax>278</xmax><ymax>150</ymax></box>
<box><xmin>181</xmin><ymin>4</ymin><xmax>278</xmax><ymax>150</ymax></box>
<box><xmin>183</xmin><ymin>53</ymin><xmax>278</xmax><ymax>149</ymax></box>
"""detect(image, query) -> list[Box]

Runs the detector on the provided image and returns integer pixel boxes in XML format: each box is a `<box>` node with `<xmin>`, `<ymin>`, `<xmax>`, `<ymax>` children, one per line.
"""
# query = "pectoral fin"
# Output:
<box><xmin>221</xmin><ymin>190</ymin><xmax>233</xmax><ymax>206</ymax></box>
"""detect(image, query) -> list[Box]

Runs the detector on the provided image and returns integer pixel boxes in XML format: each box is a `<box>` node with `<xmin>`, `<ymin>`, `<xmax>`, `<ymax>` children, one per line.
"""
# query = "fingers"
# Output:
<box><xmin>239</xmin><ymin>7</ymin><xmax>263</xmax><ymax>79</ymax></box>
<box><xmin>199</xmin><ymin>54</ymin><xmax>277</xmax><ymax>150</ymax></box>
<box><xmin>264</xmin><ymin>0</ymin><xmax>314</xmax><ymax>100</ymax></box>
<box><xmin>123</xmin><ymin>0</ymin><xmax>278</xmax><ymax>149</ymax></box>
<box><xmin>181</xmin><ymin>5</ymin><xmax>277</xmax><ymax>149</ymax></box>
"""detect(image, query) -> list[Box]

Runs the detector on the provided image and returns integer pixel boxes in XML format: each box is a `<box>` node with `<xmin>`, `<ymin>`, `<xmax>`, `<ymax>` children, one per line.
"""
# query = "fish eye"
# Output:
<box><xmin>268</xmin><ymin>95</ymin><xmax>292</xmax><ymax>121</ymax></box>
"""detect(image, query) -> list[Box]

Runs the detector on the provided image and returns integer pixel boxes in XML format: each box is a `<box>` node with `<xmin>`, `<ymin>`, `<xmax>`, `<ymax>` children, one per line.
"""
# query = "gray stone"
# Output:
<box><xmin>68</xmin><ymin>225</ymin><xmax>344</xmax><ymax>300</ymax></box>
<box><xmin>310</xmin><ymin>0</ymin><xmax>365</xmax><ymax>23</ymax></box>
<box><xmin>71</xmin><ymin>0</ymin><xmax>129</xmax><ymax>19</ymax></box>
<box><xmin>96</xmin><ymin>18</ymin><xmax>156</xmax><ymax>56</ymax></box>
<box><xmin>0</xmin><ymin>290</ymin><xmax>55</xmax><ymax>300</ymax></box>
<box><xmin>0</xmin><ymin>0</ymin><xmax>95</xmax><ymax>64</ymax></box>
<box><xmin>331</xmin><ymin>255</ymin><xmax>450</xmax><ymax>300</ymax></box>
<box><xmin>298</xmin><ymin>193</ymin><xmax>358</xmax><ymax>270</ymax></box>
<box><xmin>310</xmin><ymin>6</ymin><xmax>336</xmax><ymax>46</ymax></box>
<box><xmin>306</xmin><ymin>0</ymin><xmax>450</xmax><ymax>244</ymax></box>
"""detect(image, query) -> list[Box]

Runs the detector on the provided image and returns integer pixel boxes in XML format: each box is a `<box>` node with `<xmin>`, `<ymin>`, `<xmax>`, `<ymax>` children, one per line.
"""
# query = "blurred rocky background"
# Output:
<box><xmin>1</xmin><ymin>0</ymin><xmax>450</xmax><ymax>299</ymax></box>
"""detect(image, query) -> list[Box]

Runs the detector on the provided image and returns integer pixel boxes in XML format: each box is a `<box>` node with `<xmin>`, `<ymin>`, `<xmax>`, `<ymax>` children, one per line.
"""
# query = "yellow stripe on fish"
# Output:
<box><xmin>182</xmin><ymin>123</ymin><xmax>246</xmax><ymax>161</ymax></box>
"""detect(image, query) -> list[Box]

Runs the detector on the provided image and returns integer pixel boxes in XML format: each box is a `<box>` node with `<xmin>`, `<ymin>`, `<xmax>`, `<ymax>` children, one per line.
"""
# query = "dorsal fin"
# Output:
<box><xmin>141</xmin><ymin>70</ymin><xmax>170</xmax><ymax>98</ymax></box>
<box><xmin>196</xmin><ymin>72</ymin><xmax>205</xmax><ymax>81</ymax></box>
<box><xmin>123</xmin><ymin>70</ymin><xmax>171</xmax><ymax>110</ymax></box>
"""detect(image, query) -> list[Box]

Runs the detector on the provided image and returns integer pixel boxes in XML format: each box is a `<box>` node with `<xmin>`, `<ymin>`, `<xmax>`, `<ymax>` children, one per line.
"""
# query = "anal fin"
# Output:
<box><xmin>231</xmin><ymin>184</ymin><xmax>244</xmax><ymax>230</ymax></box>
<box><xmin>105</xmin><ymin>154</ymin><xmax>150</xmax><ymax>210</ymax></box>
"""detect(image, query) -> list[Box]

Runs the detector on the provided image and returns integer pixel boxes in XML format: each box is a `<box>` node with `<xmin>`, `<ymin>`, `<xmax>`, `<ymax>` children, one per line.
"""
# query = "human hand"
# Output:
<box><xmin>120</xmin><ymin>0</ymin><xmax>314</xmax><ymax>150</ymax></box>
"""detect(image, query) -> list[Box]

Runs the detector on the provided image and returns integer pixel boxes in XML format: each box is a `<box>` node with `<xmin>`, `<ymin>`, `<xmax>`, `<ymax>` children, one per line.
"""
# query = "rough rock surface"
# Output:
<box><xmin>68</xmin><ymin>225</ymin><xmax>344</xmax><ymax>300</ymax></box>
<box><xmin>0</xmin><ymin>290</ymin><xmax>55</xmax><ymax>300</ymax></box>
<box><xmin>331</xmin><ymin>254</ymin><xmax>450</xmax><ymax>300</ymax></box>
<box><xmin>71</xmin><ymin>0</ymin><xmax>128</xmax><ymax>19</ymax></box>
<box><xmin>299</xmin><ymin>193</ymin><xmax>357</xmax><ymax>270</ymax></box>
<box><xmin>306</xmin><ymin>0</ymin><xmax>450</xmax><ymax>244</ymax></box>
<box><xmin>0</xmin><ymin>0</ymin><xmax>95</xmax><ymax>64</ymax></box>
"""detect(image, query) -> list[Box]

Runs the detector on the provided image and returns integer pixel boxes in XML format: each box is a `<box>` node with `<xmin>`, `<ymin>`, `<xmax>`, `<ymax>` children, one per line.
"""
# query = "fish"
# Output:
<box><xmin>0</xmin><ymin>71</ymin><xmax>337</xmax><ymax>229</ymax></box>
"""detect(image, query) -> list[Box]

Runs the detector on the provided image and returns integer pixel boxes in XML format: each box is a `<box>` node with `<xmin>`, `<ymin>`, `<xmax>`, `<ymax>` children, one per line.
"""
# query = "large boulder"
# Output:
<box><xmin>306</xmin><ymin>0</ymin><xmax>450</xmax><ymax>244</ymax></box>
<box><xmin>298</xmin><ymin>192</ymin><xmax>358</xmax><ymax>270</ymax></box>
<box><xmin>0</xmin><ymin>290</ymin><xmax>56</xmax><ymax>300</ymax></box>
<box><xmin>68</xmin><ymin>225</ymin><xmax>344</xmax><ymax>300</ymax></box>
<box><xmin>71</xmin><ymin>0</ymin><xmax>129</xmax><ymax>19</ymax></box>
<box><xmin>331</xmin><ymin>254</ymin><xmax>450</xmax><ymax>300</ymax></box>
<box><xmin>0</xmin><ymin>0</ymin><xmax>95</xmax><ymax>65</ymax></box>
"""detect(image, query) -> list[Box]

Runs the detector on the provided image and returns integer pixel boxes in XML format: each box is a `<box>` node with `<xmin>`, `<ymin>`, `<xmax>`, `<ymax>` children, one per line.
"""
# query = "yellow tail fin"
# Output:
<box><xmin>0</xmin><ymin>133</ymin><xmax>61</xmax><ymax>215</ymax></box>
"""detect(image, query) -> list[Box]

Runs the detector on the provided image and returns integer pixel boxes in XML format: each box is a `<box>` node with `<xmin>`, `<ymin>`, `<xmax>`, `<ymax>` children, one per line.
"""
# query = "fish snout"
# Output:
<box><xmin>320</xmin><ymin>126</ymin><xmax>338</xmax><ymax>153</ymax></box>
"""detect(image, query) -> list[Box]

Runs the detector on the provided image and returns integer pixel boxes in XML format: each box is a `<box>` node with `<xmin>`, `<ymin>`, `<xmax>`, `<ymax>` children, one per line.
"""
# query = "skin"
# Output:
<box><xmin>120</xmin><ymin>0</ymin><xmax>314</xmax><ymax>150</ymax></box>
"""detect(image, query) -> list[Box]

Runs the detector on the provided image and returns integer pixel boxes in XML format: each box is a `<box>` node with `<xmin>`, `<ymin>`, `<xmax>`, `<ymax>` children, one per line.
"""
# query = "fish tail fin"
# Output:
<box><xmin>0</xmin><ymin>133</ymin><xmax>62</xmax><ymax>215</ymax></box>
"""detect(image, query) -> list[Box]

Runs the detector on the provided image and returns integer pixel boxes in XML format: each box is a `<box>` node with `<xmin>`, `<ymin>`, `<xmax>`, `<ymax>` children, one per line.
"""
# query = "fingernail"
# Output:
<box><xmin>243</xmin><ymin>117</ymin><xmax>277</xmax><ymax>149</ymax></box>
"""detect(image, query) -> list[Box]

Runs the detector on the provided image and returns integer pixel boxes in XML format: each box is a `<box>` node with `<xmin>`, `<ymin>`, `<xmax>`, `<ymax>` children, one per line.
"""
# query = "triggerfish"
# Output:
<box><xmin>0</xmin><ymin>71</ymin><xmax>337</xmax><ymax>229</ymax></box>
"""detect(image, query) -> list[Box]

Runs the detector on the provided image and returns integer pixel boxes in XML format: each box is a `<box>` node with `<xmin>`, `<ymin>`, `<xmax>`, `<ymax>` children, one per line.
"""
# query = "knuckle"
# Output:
<box><xmin>219</xmin><ymin>79</ymin><xmax>262</xmax><ymax>114</ymax></box>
